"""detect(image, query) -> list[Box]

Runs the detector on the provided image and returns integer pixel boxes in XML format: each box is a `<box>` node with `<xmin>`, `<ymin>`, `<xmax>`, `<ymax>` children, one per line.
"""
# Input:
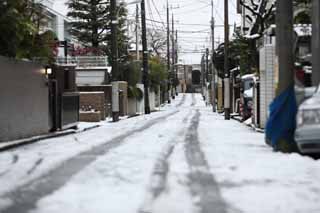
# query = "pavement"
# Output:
<box><xmin>0</xmin><ymin>123</ymin><xmax>100</xmax><ymax>152</ymax></box>
<box><xmin>0</xmin><ymin>94</ymin><xmax>320</xmax><ymax>213</ymax></box>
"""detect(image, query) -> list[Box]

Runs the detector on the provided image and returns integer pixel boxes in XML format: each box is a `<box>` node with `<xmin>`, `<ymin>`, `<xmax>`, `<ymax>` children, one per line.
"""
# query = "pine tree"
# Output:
<box><xmin>67</xmin><ymin>0</ymin><xmax>129</xmax><ymax>59</ymax></box>
<box><xmin>67</xmin><ymin>0</ymin><xmax>109</xmax><ymax>49</ymax></box>
<box><xmin>107</xmin><ymin>2</ymin><xmax>129</xmax><ymax>62</ymax></box>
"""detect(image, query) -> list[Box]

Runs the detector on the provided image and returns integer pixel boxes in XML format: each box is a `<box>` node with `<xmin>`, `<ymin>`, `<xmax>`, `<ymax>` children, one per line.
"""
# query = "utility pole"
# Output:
<box><xmin>166</xmin><ymin>1</ymin><xmax>171</xmax><ymax>104</ymax></box>
<box><xmin>276</xmin><ymin>0</ymin><xmax>294</xmax><ymax>95</ymax></box>
<box><xmin>224</xmin><ymin>0</ymin><xmax>230</xmax><ymax>120</ymax></box>
<box><xmin>211</xmin><ymin>0</ymin><xmax>216</xmax><ymax>112</ymax></box>
<box><xmin>206</xmin><ymin>48</ymin><xmax>209</xmax><ymax>105</ymax></box>
<box><xmin>111</xmin><ymin>0</ymin><xmax>119</xmax><ymax>122</ymax></box>
<box><xmin>175</xmin><ymin>29</ymin><xmax>178</xmax><ymax>96</ymax></box>
<box><xmin>312</xmin><ymin>0</ymin><xmax>320</xmax><ymax>86</ymax></box>
<box><xmin>171</xmin><ymin>13</ymin><xmax>175</xmax><ymax>99</ymax></box>
<box><xmin>184</xmin><ymin>64</ymin><xmax>187</xmax><ymax>93</ymax></box>
<box><xmin>136</xmin><ymin>4</ymin><xmax>139</xmax><ymax>61</ymax></box>
<box><xmin>206</xmin><ymin>48</ymin><xmax>209</xmax><ymax>82</ymax></box>
<box><xmin>141</xmin><ymin>0</ymin><xmax>150</xmax><ymax>114</ymax></box>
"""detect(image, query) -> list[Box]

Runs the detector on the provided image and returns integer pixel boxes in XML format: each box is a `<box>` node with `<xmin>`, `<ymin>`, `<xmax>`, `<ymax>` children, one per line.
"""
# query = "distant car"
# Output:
<box><xmin>295</xmin><ymin>86</ymin><xmax>320</xmax><ymax>154</ymax></box>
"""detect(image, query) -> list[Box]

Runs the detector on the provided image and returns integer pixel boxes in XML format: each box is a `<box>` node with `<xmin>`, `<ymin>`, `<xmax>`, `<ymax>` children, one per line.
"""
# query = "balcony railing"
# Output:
<box><xmin>55</xmin><ymin>56</ymin><xmax>109</xmax><ymax>68</ymax></box>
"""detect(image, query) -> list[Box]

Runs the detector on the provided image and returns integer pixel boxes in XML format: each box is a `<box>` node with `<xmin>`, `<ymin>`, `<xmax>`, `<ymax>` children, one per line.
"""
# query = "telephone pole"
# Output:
<box><xmin>136</xmin><ymin>5</ymin><xmax>139</xmax><ymax>61</ymax></box>
<box><xmin>171</xmin><ymin>13</ymin><xmax>175</xmax><ymax>99</ymax></box>
<box><xmin>166</xmin><ymin>1</ymin><xmax>171</xmax><ymax>103</ymax></box>
<box><xmin>206</xmin><ymin>48</ymin><xmax>209</xmax><ymax>82</ymax></box>
<box><xmin>211</xmin><ymin>0</ymin><xmax>216</xmax><ymax>112</ymax></box>
<box><xmin>312</xmin><ymin>0</ymin><xmax>320</xmax><ymax>86</ymax></box>
<box><xmin>276</xmin><ymin>0</ymin><xmax>294</xmax><ymax>95</ymax></box>
<box><xmin>141</xmin><ymin>0</ymin><xmax>150</xmax><ymax>114</ymax></box>
<box><xmin>206</xmin><ymin>48</ymin><xmax>209</xmax><ymax>105</ymax></box>
<box><xmin>175</xmin><ymin>29</ymin><xmax>178</xmax><ymax>96</ymax></box>
<box><xmin>224</xmin><ymin>0</ymin><xmax>230</xmax><ymax>120</ymax></box>
<box><xmin>111</xmin><ymin>0</ymin><xmax>119</xmax><ymax>122</ymax></box>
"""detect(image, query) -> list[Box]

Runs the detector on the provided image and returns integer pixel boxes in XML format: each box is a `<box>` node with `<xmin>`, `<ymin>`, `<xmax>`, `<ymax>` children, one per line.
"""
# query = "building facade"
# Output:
<box><xmin>37</xmin><ymin>0</ymin><xmax>73</xmax><ymax>57</ymax></box>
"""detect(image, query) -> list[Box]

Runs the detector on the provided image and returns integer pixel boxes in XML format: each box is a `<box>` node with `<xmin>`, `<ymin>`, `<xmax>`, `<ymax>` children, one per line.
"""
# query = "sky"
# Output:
<box><xmin>53</xmin><ymin>0</ymin><xmax>241</xmax><ymax>64</ymax></box>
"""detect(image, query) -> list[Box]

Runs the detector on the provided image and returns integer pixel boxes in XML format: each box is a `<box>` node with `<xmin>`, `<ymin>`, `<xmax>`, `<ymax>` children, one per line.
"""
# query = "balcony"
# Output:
<box><xmin>55</xmin><ymin>56</ymin><xmax>109</xmax><ymax>69</ymax></box>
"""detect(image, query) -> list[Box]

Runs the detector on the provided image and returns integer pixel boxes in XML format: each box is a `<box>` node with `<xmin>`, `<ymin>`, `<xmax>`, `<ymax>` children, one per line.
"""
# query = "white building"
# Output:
<box><xmin>36</xmin><ymin>0</ymin><xmax>72</xmax><ymax>57</ymax></box>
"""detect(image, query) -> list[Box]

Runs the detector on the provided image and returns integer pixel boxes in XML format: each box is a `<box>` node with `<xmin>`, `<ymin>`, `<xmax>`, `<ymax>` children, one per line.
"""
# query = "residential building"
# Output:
<box><xmin>37</xmin><ymin>0</ymin><xmax>73</xmax><ymax>57</ymax></box>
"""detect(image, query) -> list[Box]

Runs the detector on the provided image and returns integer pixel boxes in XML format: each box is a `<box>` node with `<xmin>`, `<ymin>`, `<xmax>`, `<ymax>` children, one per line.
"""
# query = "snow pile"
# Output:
<box><xmin>199</xmin><ymin>108</ymin><xmax>320</xmax><ymax>213</ymax></box>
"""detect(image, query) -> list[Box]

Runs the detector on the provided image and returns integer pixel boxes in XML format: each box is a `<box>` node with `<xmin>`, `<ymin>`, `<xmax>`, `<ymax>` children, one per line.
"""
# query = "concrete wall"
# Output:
<box><xmin>0</xmin><ymin>57</ymin><xmax>49</xmax><ymax>142</ymax></box>
<box><xmin>76</xmin><ymin>70</ymin><xmax>106</xmax><ymax>86</ymax></box>
<box><xmin>128</xmin><ymin>98</ymin><xmax>137</xmax><ymax>116</ymax></box>
<box><xmin>118</xmin><ymin>82</ymin><xmax>128</xmax><ymax>116</ymax></box>
<box><xmin>259</xmin><ymin>45</ymin><xmax>276</xmax><ymax>129</ymax></box>
<box><xmin>149</xmin><ymin>91</ymin><xmax>156</xmax><ymax>111</ymax></box>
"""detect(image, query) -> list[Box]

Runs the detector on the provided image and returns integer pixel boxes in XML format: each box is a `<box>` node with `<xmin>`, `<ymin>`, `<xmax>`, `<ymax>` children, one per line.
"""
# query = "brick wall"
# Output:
<box><xmin>78</xmin><ymin>85</ymin><xmax>112</xmax><ymax>117</ymax></box>
<box><xmin>80</xmin><ymin>92</ymin><xmax>106</xmax><ymax>120</ymax></box>
<box><xmin>79</xmin><ymin>112</ymin><xmax>101</xmax><ymax>122</ymax></box>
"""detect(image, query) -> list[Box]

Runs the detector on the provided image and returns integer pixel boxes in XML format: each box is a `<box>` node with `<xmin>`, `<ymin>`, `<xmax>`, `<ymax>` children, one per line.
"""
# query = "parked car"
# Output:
<box><xmin>295</xmin><ymin>86</ymin><xmax>320</xmax><ymax>154</ymax></box>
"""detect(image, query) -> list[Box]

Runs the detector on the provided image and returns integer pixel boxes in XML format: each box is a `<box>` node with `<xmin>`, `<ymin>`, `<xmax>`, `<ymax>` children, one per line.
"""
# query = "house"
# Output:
<box><xmin>36</xmin><ymin>0</ymin><xmax>74</xmax><ymax>57</ymax></box>
<box><xmin>72</xmin><ymin>56</ymin><xmax>112</xmax><ymax>121</ymax></box>
<box><xmin>176</xmin><ymin>63</ymin><xmax>189</xmax><ymax>93</ymax></box>
<box><xmin>189</xmin><ymin>64</ymin><xmax>202</xmax><ymax>93</ymax></box>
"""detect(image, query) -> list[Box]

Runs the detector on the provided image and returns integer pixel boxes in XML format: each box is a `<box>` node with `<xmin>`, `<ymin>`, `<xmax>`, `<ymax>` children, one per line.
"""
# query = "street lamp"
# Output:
<box><xmin>45</xmin><ymin>66</ymin><xmax>52</xmax><ymax>75</ymax></box>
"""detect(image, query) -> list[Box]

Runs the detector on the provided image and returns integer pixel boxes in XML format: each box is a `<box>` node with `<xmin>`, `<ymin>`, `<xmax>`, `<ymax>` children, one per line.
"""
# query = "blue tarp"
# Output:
<box><xmin>266</xmin><ymin>86</ymin><xmax>297</xmax><ymax>149</ymax></box>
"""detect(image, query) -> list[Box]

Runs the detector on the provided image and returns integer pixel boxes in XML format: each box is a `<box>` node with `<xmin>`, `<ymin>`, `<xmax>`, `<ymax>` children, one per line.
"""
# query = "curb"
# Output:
<box><xmin>231</xmin><ymin>115</ymin><xmax>265</xmax><ymax>133</ymax></box>
<box><xmin>0</xmin><ymin>125</ymin><xmax>101</xmax><ymax>152</ymax></box>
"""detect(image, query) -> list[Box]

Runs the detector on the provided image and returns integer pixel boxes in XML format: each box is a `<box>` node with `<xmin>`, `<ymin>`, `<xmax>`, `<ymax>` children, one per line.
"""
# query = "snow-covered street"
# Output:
<box><xmin>0</xmin><ymin>94</ymin><xmax>320</xmax><ymax>213</ymax></box>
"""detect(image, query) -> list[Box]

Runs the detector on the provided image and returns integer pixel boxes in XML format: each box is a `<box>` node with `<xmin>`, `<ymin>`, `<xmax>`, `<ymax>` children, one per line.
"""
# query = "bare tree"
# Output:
<box><xmin>240</xmin><ymin>0</ymin><xmax>275</xmax><ymax>39</ymax></box>
<box><xmin>147</xmin><ymin>29</ymin><xmax>167</xmax><ymax>58</ymax></box>
<box><xmin>238</xmin><ymin>0</ymin><xmax>275</xmax><ymax>72</ymax></box>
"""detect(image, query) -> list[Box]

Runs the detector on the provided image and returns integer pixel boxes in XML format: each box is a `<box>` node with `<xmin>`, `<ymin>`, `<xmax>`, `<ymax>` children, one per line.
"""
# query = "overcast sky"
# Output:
<box><xmin>53</xmin><ymin>0</ymin><xmax>241</xmax><ymax>64</ymax></box>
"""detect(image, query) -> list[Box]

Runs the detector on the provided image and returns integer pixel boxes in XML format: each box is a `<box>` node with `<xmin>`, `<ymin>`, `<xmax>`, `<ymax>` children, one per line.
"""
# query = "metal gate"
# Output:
<box><xmin>48</xmin><ymin>79</ymin><xmax>58</xmax><ymax>131</ymax></box>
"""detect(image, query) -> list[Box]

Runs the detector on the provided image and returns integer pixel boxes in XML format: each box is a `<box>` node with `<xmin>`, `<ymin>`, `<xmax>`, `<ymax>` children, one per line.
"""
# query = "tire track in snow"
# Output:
<box><xmin>138</xmin><ymin>112</ymin><xmax>192</xmax><ymax>213</ymax></box>
<box><xmin>1</xmin><ymin>98</ymin><xmax>188</xmax><ymax>213</ymax></box>
<box><xmin>191</xmin><ymin>93</ymin><xmax>197</xmax><ymax>106</ymax></box>
<box><xmin>26</xmin><ymin>158</ymin><xmax>43</xmax><ymax>175</ymax></box>
<box><xmin>0</xmin><ymin>155</ymin><xmax>19</xmax><ymax>177</ymax></box>
<box><xmin>184</xmin><ymin>110</ymin><xmax>227</xmax><ymax>213</ymax></box>
<box><xmin>176</xmin><ymin>94</ymin><xmax>186</xmax><ymax>107</ymax></box>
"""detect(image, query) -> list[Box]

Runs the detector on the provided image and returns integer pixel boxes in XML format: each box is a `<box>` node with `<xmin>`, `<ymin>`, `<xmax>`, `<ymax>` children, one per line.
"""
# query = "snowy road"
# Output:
<box><xmin>1</xmin><ymin>94</ymin><xmax>320</xmax><ymax>213</ymax></box>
